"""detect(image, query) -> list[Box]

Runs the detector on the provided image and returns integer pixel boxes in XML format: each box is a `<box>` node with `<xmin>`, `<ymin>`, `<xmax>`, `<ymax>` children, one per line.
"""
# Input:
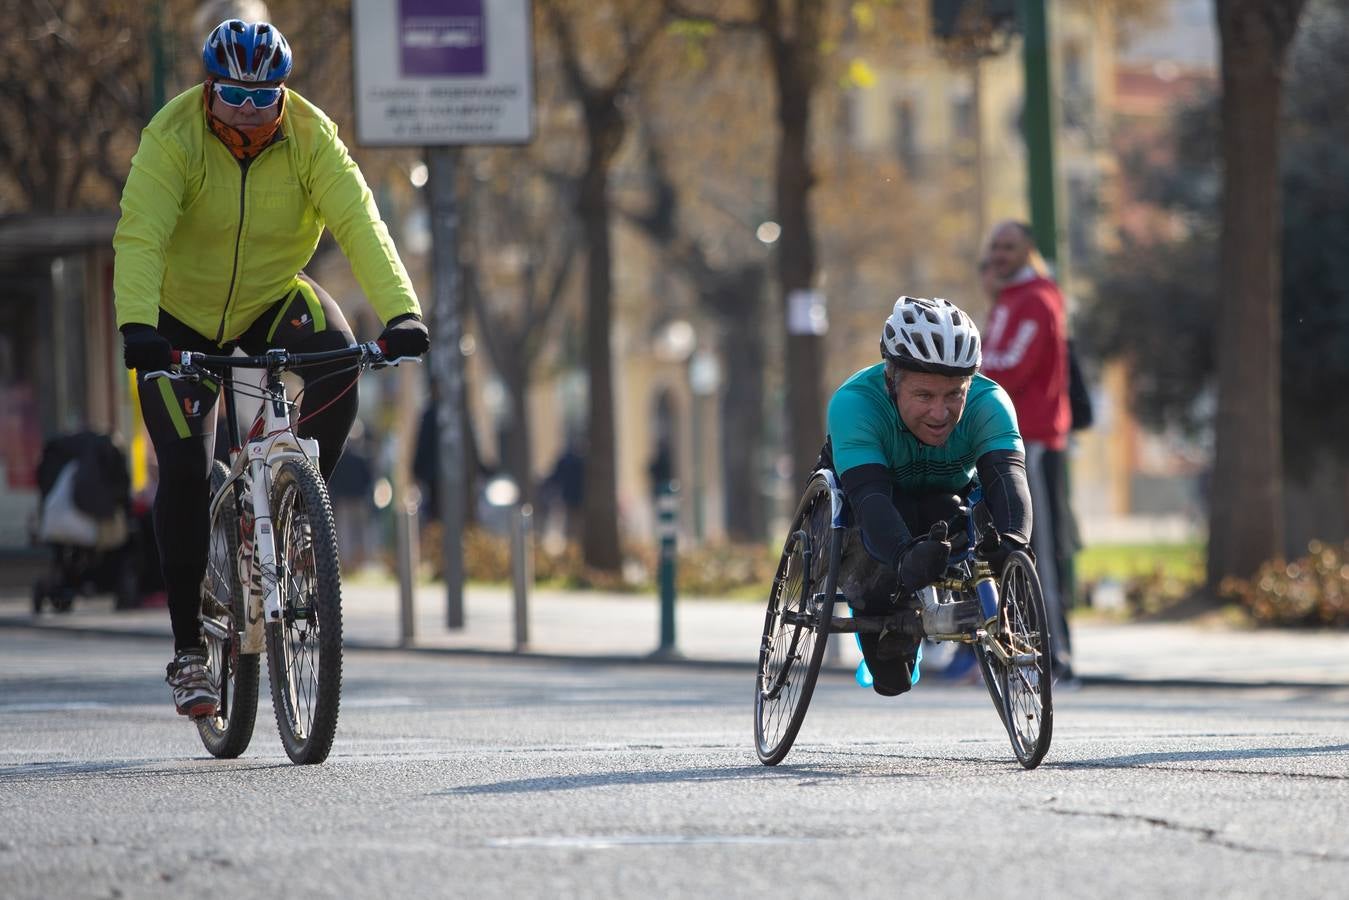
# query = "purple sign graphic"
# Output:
<box><xmin>399</xmin><ymin>0</ymin><xmax>487</xmax><ymax>77</ymax></box>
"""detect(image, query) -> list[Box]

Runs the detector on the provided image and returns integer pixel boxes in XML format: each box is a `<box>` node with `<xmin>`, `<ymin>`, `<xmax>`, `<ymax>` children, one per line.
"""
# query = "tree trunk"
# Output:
<box><xmin>1206</xmin><ymin>0</ymin><xmax>1306</xmax><ymax>588</ymax></box>
<box><xmin>578</xmin><ymin>158</ymin><xmax>623</xmax><ymax>572</ymax></box>
<box><xmin>1282</xmin><ymin>450</ymin><xmax>1349</xmax><ymax>556</ymax></box>
<box><xmin>768</xmin><ymin>27</ymin><xmax>824</xmax><ymax>492</ymax></box>
<box><xmin>716</xmin><ymin>264</ymin><xmax>768</xmax><ymax>542</ymax></box>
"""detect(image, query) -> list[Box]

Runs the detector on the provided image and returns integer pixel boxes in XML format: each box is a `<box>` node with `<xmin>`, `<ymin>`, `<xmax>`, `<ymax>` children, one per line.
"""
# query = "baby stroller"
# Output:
<box><xmin>31</xmin><ymin>432</ymin><xmax>141</xmax><ymax>613</ymax></box>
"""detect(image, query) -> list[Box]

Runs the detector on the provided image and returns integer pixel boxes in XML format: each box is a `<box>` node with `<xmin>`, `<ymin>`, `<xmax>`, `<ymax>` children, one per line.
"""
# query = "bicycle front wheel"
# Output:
<box><xmin>265</xmin><ymin>459</ymin><xmax>343</xmax><ymax>765</ymax></box>
<box><xmin>993</xmin><ymin>551</ymin><xmax>1054</xmax><ymax>769</ymax></box>
<box><xmin>197</xmin><ymin>461</ymin><xmax>260</xmax><ymax>759</ymax></box>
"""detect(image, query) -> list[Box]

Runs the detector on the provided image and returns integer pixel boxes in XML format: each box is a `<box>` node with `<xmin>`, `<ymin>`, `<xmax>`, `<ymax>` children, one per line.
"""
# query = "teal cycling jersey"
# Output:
<box><xmin>826</xmin><ymin>365</ymin><xmax>1023</xmax><ymax>492</ymax></box>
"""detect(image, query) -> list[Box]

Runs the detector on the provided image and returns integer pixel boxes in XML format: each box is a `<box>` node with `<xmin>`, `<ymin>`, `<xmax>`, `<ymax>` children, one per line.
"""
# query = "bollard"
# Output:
<box><xmin>653</xmin><ymin>480</ymin><xmax>680</xmax><ymax>657</ymax></box>
<box><xmin>510</xmin><ymin>502</ymin><xmax>533</xmax><ymax>651</ymax></box>
<box><xmin>396</xmin><ymin>498</ymin><xmax>419</xmax><ymax>648</ymax></box>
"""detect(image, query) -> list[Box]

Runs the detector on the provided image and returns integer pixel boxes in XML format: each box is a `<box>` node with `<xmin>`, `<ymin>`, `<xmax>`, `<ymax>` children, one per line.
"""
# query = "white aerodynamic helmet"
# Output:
<box><xmin>880</xmin><ymin>295</ymin><xmax>982</xmax><ymax>376</ymax></box>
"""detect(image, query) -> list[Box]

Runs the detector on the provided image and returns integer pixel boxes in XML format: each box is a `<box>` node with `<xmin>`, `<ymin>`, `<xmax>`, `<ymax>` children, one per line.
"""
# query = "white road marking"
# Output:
<box><xmin>486</xmin><ymin>835</ymin><xmax>808</xmax><ymax>849</ymax></box>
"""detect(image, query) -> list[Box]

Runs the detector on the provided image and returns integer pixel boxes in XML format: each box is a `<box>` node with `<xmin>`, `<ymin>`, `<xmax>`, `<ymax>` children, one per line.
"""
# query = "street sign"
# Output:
<box><xmin>352</xmin><ymin>0</ymin><xmax>534</xmax><ymax>146</ymax></box>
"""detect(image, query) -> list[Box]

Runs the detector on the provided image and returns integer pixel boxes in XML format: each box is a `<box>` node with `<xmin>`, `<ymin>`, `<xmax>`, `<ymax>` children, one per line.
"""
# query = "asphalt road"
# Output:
<box><xmin>3</xmin><ymin>628</ymin><xmax>1349</xmax><ymax>899</ymax></box>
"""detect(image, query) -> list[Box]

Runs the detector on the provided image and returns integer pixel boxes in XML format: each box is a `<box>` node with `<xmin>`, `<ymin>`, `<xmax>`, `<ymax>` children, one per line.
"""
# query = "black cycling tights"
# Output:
<box><xmin>139</xmin><ymin>276</ymin><xmax>357</xmax><ymax>651</ymax></box>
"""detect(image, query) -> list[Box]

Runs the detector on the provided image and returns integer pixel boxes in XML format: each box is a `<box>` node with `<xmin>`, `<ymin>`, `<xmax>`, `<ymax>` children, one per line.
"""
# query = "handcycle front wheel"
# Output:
<box><xmin>754</xmin><ymin>474</ymin><xmax>838</xmax><ymax>766</ymax></box>
<box><xmin>983</xmin><ymin>550</ymin><xmax>1054</xmax><ymax>769</ymax></box>
<box><xmin>197</xmin><ymin>461</ymin><xmax>260</xmax><ymax>759</ymax></box>
<box><xmin>265</xmin><ymin>459</ymin><xmax>344</xmax><ymax>765</ymax></box>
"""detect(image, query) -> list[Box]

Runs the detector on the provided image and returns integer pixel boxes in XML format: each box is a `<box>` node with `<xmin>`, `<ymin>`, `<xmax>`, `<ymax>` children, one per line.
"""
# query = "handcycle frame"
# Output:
<box><xmin>755</xmin><ymin>468</ymin><xmax>1053</xmax><ymax>768</ymax></box>
<box><xmin>826</xmin><ymin>486</ymin><xmax>1029</xmax><ymax>669</ymax></box>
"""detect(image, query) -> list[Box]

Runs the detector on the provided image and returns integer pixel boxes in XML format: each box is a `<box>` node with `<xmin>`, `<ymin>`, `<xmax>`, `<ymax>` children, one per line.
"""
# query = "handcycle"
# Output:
<box><xmin>754</xmin><ymin>469</ymin><xmax>1054</xmax><ymax>769</ymax></box>
<box><xmin>145</xmin><ymin>341</ymin><xmax>403</xmax><ymax>764</ymax></box>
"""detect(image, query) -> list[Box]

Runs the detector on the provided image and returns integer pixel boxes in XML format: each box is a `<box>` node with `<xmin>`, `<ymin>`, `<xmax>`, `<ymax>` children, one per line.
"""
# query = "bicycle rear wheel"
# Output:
<box><xmin>265</xmin><ymin>459</ymin><xmax>343</xmax><ymax>765</ymax></box>
<box><xmin>754</xmin><ymin>474</ymin><xmax>837</xmax><ymax>766</ymax></box>
<box><xmin>197</xmin><ymin>461</ymin><xmax>260</xmax><ymax>759</ymax></box>
<box><xmin>991</xmin><ymin>551</ymin><xmax>1054</xmax><ymax>769</ymax></box>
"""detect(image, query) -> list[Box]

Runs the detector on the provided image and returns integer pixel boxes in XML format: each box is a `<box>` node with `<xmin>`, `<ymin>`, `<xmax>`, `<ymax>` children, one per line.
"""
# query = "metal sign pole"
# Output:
<box><xmin>428</xmin><ymin>145</ymin><xmax>466</xmax><ymax>630</ymax></box>
<box><xmin>511</xmin><ymin>502</ymin><xmax>533</xmax><ymax>650</ymax></box>
<box><xmin>353</xmin><ymin>0</ymin><xmax>535</xmax><ymax>631</ymax></box>
<box><xmin>654</xmin><ymin>481</ymin><xmax>680</xmax><ymax>657</ymax></box>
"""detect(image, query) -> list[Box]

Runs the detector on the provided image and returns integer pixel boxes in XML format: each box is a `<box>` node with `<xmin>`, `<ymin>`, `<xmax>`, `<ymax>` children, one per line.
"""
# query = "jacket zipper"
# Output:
<box><xmin>215</xmin><ymin>155</ymin><xmax>254</xmax><ymax>345</ymax></box>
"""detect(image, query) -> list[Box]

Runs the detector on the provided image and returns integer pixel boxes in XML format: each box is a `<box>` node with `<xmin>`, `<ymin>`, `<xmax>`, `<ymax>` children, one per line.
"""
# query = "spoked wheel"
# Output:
<box><xmin>754</xmin><ymin>474</ymin><xmax>838</xmax><ymax>766</ymax></box>
<box><xmin>987</xmin><ymin>550</ymin><xmax>1054</xmax><ymax>769</ymax></box>
<box><xmin>265</xmin><ymin>460</ymin><xmax>343</xmax><ymax>765</ymax></box>
<box><xmin>973</xmin><ymin>636</ymin><xmax>1008</xmax><ymax>732</ymax></box>
<box><xmin>197</xmin><ymin>461</ymin><xmax>260</xmax><ymax>759</ymax></box>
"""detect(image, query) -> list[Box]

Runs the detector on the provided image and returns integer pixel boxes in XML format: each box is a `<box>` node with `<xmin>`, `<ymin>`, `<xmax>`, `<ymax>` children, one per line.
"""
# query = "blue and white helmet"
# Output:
<box><xmin>203</xmin><ymin>20</ymin><xmax>292</xmax><ymax>82</ymax></box>
<box><xmin>880</xmin><ymin>295</ymin><xmax>982</xmax><ymax>376</ymax></box>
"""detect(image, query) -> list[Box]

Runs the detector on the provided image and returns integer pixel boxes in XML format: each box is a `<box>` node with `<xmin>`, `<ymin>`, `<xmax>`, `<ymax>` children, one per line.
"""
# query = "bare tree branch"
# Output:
<box><xmin>522</xmin><ymin>231</ymin><xmax>579</xmax><ymax>360</ymax></box>
<box><xmin>664</xmin><ymin>0</ymin><xmax>761</xmax><ymax>30</ymax></box>
<box><xmin>541</xmin><ymin>1</ymin><xmax>593</xmax><ymax>102</ymax></box>
<box><xmin>607</xmin><ymin>14</ymin><xmax>670</xmax><ymax>94</ymax></box>
<box><xmin>461</xmin><ymin>262</ymin><xmax>512</xmax><ymax>371</ymax></box>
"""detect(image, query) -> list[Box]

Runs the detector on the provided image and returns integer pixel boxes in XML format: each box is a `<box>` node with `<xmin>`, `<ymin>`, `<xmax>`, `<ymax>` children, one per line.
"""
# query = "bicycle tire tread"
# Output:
<box><xmin>265</xmin><ymin>459</ymin><xmax>343</xmax><ymax>765</ymax></box>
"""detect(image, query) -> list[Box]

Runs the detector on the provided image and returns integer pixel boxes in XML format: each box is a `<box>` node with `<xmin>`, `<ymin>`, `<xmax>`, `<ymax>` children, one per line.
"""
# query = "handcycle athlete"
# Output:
<box><xmin>755</xmin><ymin>294</ymin><xmax>1056</xmax><ymax>767</ymax></box>
<box><xmin>113</xmin><ymin>19</ymin><xmax>429</xmax><ymax>719</ymax></box>
<box><xmin>825</xmin><ymin>295</ymin><xmax>1032</xmax><ymax>696</ymax></box>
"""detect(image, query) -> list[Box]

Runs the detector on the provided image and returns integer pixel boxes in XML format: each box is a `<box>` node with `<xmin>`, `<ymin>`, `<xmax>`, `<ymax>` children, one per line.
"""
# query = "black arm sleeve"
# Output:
<box><xmin>976</xmin><ymin>449</ymin><xmax>1032</xmax><ymax>547</ymax></box>
<box><xmin>839</xmin><ymin>463</ymin><xmax>912</xmax><ymax>567</ymax></box>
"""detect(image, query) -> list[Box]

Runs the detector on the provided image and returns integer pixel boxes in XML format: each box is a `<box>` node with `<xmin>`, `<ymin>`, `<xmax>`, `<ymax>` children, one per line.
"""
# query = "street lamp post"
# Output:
<box><xmin>688</xmin><ymin>349</ymin><xmax>722</xmax><ymax>543</ymax></box>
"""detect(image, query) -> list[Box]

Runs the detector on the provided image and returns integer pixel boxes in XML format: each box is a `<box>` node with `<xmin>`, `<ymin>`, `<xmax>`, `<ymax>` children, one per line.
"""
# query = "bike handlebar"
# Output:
<box><xmin>172</xmin><ymin>340</ymin><xmax>387</xmax><ymax>370</ymax></box>
<box><xmin>142</xmin><ymin>341</ymin><xmax>422</xmax><ymax>383</ymax></box>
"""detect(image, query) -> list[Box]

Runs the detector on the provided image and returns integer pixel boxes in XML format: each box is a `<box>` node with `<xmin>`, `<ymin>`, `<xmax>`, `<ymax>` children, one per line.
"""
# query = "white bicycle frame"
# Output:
<box><xmin>148</xmin><ymin>343</ymin><xmax>395</xmax><ymax>655</ymax></box>
<box><xmin>212</xmin><ymin>380</ymin><xmax>320</xmax><ymax>654</ymax></box>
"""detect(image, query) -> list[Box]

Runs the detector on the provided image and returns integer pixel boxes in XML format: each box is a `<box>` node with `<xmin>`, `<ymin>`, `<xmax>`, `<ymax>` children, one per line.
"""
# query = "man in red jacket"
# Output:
<box><xmin>981</xmin><ymin>221</ymin><xmax>1077</xmax><ymax>683</ymax></box>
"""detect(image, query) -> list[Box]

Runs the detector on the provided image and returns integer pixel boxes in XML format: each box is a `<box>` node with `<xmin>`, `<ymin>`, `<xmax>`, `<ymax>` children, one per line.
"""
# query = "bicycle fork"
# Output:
<box><xmin>239</xmin><ymin>445</ymin><xmax>278</xmax><ymax>654</ymax></box>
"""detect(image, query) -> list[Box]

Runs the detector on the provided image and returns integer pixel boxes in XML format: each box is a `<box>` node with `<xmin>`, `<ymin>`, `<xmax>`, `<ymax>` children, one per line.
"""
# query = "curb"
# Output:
<box><xmin>4</xmin><ymin>616</ymin><xmax>1345</xmax><ymax>691</ymax></box>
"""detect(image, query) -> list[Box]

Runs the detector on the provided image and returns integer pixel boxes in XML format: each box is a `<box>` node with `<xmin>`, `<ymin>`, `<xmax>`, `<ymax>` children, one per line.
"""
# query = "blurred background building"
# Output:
<box><xmin>0</xmin><ymin>0</ymin><xmax>1230</xmax><ymax>581</ymax></box>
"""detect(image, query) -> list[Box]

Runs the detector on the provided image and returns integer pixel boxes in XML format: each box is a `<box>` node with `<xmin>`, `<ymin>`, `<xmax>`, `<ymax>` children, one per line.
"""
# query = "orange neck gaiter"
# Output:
<box><xmin>203</xmin><ymin>82</ymin><xmax>285</xmax><ymax>161</ymax></box>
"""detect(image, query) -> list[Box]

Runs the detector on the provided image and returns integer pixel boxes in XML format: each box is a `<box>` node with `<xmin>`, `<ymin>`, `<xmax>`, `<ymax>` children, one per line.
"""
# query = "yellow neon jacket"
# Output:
<box><xmin>114</xmin><ymin>86</ymin><xmax>420</xmax><ymax>343</ymax></box>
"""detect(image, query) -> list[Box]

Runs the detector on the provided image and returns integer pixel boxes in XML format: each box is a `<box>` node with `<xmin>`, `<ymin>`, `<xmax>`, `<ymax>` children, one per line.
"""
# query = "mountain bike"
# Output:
<box><xmin>754</xmin><ymin>470</ymin><xmax>1054</xmax><ymax>769</ymax></box>
<box><xmin>146</xmin><ymin>341</ymin><xmax>400</xmax><ymax>764</ymax></box>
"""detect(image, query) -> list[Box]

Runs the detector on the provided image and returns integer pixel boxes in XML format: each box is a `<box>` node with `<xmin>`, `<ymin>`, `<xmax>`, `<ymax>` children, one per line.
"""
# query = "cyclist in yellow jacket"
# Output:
<box><xmin>113</xmin><ymin>19</ymin><xmax>429</xmax><ymax>718</ymax></box>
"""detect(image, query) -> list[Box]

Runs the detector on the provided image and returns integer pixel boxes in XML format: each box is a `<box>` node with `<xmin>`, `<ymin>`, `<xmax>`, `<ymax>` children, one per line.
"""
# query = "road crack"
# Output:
<box><xmin>1048</xmin><ymin>808</ymin><xmax>1349</xmax><ymax>863</ymax></box>
<box><xmin>1057</xmin><ymin>761</ymin><xmax>1349</xmax><ymax>782</ymax></box>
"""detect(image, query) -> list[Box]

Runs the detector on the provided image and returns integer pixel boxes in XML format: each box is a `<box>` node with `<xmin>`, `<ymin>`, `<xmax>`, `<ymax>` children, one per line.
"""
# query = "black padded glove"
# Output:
<box><xmin>980</xmin><ymin>537</ymin><xmax>1032</xmax><ymax>578</ymax></box>
<box><xmin>121</xmin><ymin>323</ymin><xmax>173</xmax><ymax>371</ymax></box>
<box><xmin>379</xmin><ymin>313</ymin><xmax>430</xmax><ymax>360</ymax></box>
<box><xmin>896</xmin><ymin>521</ymin><xmax>951</xmax><ymax>594</ymax></box>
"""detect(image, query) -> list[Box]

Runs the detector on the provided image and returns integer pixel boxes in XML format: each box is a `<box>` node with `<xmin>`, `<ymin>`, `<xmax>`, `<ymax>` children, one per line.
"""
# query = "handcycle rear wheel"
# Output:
<box><xmin>985</xmin><ymin>550</ymin><xmax>1054</xmax><ymax>769</ymax></box>
<box><xmin>265</xmin><ymin>459</ymin><xmax>343</xmax><ymax>765</ymax></box>
<box><xmin>754</xmin><ymin>474</ymin><xmax>838</xmax><ymax>766</ymax></box>
<box><xmin>197</xmin><ymin>461</ymin><xmax>260</xmax><ymax>759</ymax></box>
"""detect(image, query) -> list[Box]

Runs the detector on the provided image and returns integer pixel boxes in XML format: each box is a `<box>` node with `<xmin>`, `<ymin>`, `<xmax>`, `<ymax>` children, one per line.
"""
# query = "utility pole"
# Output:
<box><xmin>930</xmin><ymin>1</ymin><xmax>1018</xmax><ymax>269</ymax></box>
<box><xmin>1019</xmin><ymin>0</ymin><xmax>1060</xmax><ymax>268</ymax></box>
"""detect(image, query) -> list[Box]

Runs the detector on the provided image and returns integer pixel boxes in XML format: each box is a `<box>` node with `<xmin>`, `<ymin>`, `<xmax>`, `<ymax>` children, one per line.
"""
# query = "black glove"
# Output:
<box><xmin>896</xmin><ymin>521</ymin><xmax>951</xmax><ymax>594</ymax></box>
<box><xmin>379</xmin><ymin>313</ymin><xmax>430</xmax><ymax>360</ymax></box>
<box><xmin>981</xmin><ymin>537</ymin><xmax>1032</xmax><ymax>578</ymax></box>
<box><xmin>121</xmin><ymin>323</ymin><xmax>173</xmax><ymax>371</ymax></box>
